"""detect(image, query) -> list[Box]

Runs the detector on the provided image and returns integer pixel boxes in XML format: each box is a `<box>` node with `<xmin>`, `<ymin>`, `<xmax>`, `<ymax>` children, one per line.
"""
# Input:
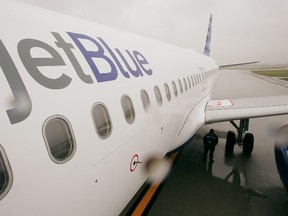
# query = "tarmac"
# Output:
<box><xmin>145</xmin><ymin>70</ymin><xmax>288</xmax><ymax>216</ymax></box>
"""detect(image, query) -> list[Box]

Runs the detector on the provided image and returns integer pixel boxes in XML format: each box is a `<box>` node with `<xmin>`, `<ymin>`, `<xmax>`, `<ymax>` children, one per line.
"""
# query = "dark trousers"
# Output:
<box><xmin>203</xmin><ymin>143</ymin><xmax>215</xmax><ymax>160</ymax></box>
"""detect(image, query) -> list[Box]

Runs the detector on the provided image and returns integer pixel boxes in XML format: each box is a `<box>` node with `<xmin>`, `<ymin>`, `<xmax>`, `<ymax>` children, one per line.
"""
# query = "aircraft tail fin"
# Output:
<box><xmin>204</xmin><ymin>14</ymin><xmax>213</xmax><ymax>56</ymax></box>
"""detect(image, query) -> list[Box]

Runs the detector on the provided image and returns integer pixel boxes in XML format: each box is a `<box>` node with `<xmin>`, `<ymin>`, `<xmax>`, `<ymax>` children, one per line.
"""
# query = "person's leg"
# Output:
<box><xmin>203</xmin><ymin>143</ymin><xmax>209</xmax><ymax>160</ymax></box>
<box><xmin>209</xmin><ymin>146</ymin><xmax>215</xmax><ymax>161</ymax></box>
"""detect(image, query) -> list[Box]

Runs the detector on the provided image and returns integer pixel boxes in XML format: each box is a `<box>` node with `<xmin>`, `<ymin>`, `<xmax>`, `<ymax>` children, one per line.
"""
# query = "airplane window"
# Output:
<box><xmin>178</xmin><ymin>79</ymin><xmax>183</xmax><ymax>94</ymax></box>
<box><xmin>141</xmin><ymin>89</ymin><xmax>150</xmax><ymax>112</ymax></box>
<box><xmin>172</xmin><ymin>81</ymin><xmax>178</xmax><ymax>97</ymax></box>
<box><xmin>164</xmin><ymin>83</ymin><xmax>171</xmax><ymax>101</ymax></box>
<box><xmin>187</xmin><ymin>76</ymin><xmax>191</xmax><ymax>89</ymax></box>
<box><xmin>121</xmin><ymin>95</ymin><xmax>135</xmax><ymax>124</ymax></box>
<box><xmin>194</xmin><ymin>75</ymin><xmax>198</xmax><ymax>85</ymax></box>
<box><xmin>0</xmin><ymin>145</ymin><xmax>12</xmax><ymax>201</ymax></box>
<box><xmin>183</xmin><ymin>78</ymin><xmax>187</xmax><ymax>91</ymax></box>
<box><xmin>43</xmin><ymin>116</ymin><xmax>76</xmax><ymax>163</ymax></box>
<box><xmin>191</xmin><ymin>76</ymin><xmax>194</xmax><ymax>87</ymax></box>
<box><xmin>154</xmin><ymin>86</ymin><xmax>163</xmax><ymax>106</ymax></box>
<box><xmin>92</xmin><ymin>103</ymin><xmax>113</xmax><ymax>139</ymax></box>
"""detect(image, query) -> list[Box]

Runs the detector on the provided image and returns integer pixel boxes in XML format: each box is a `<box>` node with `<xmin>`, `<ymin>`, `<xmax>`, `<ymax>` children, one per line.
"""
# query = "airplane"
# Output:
<box><xmin>1</xmin><ymin>1</ymin><xmax>288</xmax><ymax>215</ymax></box>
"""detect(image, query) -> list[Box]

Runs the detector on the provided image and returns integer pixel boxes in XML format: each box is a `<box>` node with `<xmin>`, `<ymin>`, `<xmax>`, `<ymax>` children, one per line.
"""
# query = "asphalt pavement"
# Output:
<box><xmin>146</xmin><ymin>70</ymin><xmax>288</xmax><ymax>216</ymax></box>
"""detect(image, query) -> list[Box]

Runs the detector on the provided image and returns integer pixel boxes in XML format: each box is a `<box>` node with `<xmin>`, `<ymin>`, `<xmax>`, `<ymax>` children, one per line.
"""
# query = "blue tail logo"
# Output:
<box><xmin>204</xmin><ymin>14</ymin><xmax>213</xmax><ymax>56</ymax></box>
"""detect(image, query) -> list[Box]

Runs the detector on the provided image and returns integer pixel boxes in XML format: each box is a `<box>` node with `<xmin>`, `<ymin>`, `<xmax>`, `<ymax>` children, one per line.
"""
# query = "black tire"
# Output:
<box><xmin>243</xmin><ymin>133</ymin><xmax>254</xmax><ymax>154</ymax></box>
<box><xmin>226</xmin><ymin>131</ymin><xmax>236</xmax><ymax>153</ymax></box>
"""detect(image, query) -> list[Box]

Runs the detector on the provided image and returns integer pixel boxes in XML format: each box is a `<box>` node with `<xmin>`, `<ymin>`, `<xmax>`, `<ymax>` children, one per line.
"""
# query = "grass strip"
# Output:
<box><xmin>253</xmin><ymin>70</ymin><xmax>288</xmax><ymax>77</ymax></box>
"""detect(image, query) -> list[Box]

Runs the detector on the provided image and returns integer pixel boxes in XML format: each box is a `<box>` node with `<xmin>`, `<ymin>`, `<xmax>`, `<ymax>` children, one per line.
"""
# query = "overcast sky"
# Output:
<box><xmin>16</xmin><ymin>0</ymin><xmax>288</xmax><ymax>65</ymax></box>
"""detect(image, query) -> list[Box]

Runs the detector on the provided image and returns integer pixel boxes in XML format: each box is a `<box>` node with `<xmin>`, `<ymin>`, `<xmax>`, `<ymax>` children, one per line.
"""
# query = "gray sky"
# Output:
<box><xmin>16</xmin><ymin>0</ymin><xmax>288</xmax><ymax>65</ymax></box>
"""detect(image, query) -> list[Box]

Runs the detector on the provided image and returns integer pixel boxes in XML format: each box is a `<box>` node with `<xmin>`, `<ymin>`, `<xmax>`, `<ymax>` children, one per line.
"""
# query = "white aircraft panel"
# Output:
<box><xmin>205</xmin><ymin>96</ymin><xmax>288</xmax><ymax>123</ymax></box>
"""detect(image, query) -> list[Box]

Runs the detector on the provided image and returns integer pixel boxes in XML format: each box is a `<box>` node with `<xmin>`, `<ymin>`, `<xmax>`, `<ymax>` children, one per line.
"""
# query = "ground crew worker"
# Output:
<box><xmin>203</xmin><ymin>129</ymin><xmax>218</xmax><ymax>162</ymax></box>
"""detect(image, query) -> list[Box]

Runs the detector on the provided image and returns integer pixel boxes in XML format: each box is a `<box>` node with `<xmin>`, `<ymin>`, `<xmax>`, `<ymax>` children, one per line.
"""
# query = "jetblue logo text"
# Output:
<box><xmin>0</xmin><ymin>32</ymin><xmax>153</xmax><ymax>124</ymax></box>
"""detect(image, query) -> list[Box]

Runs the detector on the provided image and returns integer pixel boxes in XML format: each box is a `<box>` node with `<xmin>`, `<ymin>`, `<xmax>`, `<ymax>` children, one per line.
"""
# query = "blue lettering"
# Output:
<box><xmin>133</xmin><ymin>51</ymin><xmax>153</xmax><ymax>75</ymax></box>
<box><xmin>67</xmin><ymin>32</ymin><xmax>118</xmax><ymax>82</ymax></box>
<box><xmin>67</xmin><ymin>32</ymin><xmax>152</xmax><ymax>81</ymax></box>
<box><xmin>97</xmin><ymin>37</ymin><xmax>130</xmax><ymax>78</ymax></box>
<box><xmin>115</xmin><ymin>49</ymin><xmax>143</xmax><ymax>77</ymax></box>
<box><xmin>0</xmin><ymin>31</ymin><xmax>153</xmax><ymax>124</ymax></box>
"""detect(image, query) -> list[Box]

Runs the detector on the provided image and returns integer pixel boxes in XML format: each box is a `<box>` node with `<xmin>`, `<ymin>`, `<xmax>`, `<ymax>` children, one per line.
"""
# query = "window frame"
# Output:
<box><xmin>183</xmin><ymin>78</ymin><xmax>187</xmax><ymax>91</ymax></box>
<box><xmin>121</xmin><ymin>95</ymin><xmax>136</xmax><ymax>124</ymax></box>
<box><xmin>140</xmin><ymin>89</ymin><xmax>151</xmax><ymax>112</ymax></box>
<box><xmin>187</xmin><ymin>76</ymin><xmax>191</xmax><ymax>89</ymax></box>
<box><xmin>178</xmin><ymin>79</ymin><xmax>183</xmax><ymax>94</ymax></box>
<box><xmin>43</xmin><ymin>115</ymin><xmax>77</xmax><ymax>164</ymax></box>
<box><xmin>154</xmin><ymin>85</ymin><xmax>163</xmax><ymax>106</ymax></box>
<box><xmin>164</xmin><ymin>83</ymin><xmax>171</xmax><ymax>101</ymax></box>
<box><xmin>91</xmin><ymin>103</ymin><xmax>113</xmax><ymax>140</ymax></box>
<box><xmin>191</xmin><ymin>76</ymin><xmax>194</xmax><ymax>87</ymax></box>
<box><xmin>172</xmin><ymin>81</ymin><xmax>178</xmax><ymax>97</ymax></box>
<box><xmin>0</xmin><ymin>145</ymin><xmax>13</xmax><ymax>201</ymax></box>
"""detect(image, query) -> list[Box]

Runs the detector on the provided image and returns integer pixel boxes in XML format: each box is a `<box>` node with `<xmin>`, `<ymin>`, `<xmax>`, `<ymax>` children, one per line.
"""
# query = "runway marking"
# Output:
<box><xmin>131</xmin><ymin>153</ymin><xmax>178</xmax><ymax>216</ymax></box>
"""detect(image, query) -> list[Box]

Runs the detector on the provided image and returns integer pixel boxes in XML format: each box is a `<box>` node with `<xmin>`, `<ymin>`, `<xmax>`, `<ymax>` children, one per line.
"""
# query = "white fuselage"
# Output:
<box><xmin>0</xmin><ymin>1</ymin><xmax>219</xmax><ymax>215</ymax></box>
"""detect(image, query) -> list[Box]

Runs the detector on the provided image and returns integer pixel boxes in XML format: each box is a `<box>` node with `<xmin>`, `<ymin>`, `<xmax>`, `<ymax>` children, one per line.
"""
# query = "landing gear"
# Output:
<box><xmin>225</xmin><ymin>131</ymin><xmax>236</xmax><ymax>154</ymax></box>
<box><xmin>225</xmin><ymin>119</ymin><xmax>254</xmax><ymax>154</ymax></box>
<box><xmin>243</xmin><ymin>133</ymin><xmax>254</xmax><ymax>154</ymax></box>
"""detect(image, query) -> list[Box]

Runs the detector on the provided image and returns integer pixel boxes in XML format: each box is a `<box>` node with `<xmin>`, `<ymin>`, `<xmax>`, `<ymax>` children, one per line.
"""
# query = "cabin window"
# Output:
<box><xmin>0</xmin><ymin>145</ymin><xmax>12</xmax><ymax>201</ymax></box>
<box><xmin>164</xmin><ymin>83</ymin><xmax>171</xmax><ymax>101</ymax></box>
<box><xmin>92</xmin><ymin>103</ymin><xmax>113</xmax><ymax>139</ymax></box>
<box><xmin>178</xmin><ymin>79</ymin><xmax>183</xmax><ymax>94</ymax></box>
<box><xmin>154</xmin><ymin>86</ymin><xmax>163</xmax><ymax>106</ymax></box>
<box><xmin>121</xmin><ymin>95</ymin><xmax>135</xmax><ymax>124</ymax></box>
<box><xmin>43</xmin><ymin>116</ymin><xmax>76</xmax><ymax>163</ymax></box>
<box><xmin>141</xmin><ymin>89</ymin><xmax>150</xmax><ymax>112</ymax></box>
<box><xmin>187</xmin><ymin>76</ymin><xmax>191</xmax><ymax>89</ymax></box>
<box><xmin>172</xmin><ymin>81</ymin><xmax>178</xmax><ymax>97</ymax></box>
<box><xmin>183</xmin><ymin>78</ymin><xmax>187</xmax><ymax>91</ymax></box>
<box><xmin>194</xmin><ymin>75</ymin><xmax>197</xmax><ymax>85</ymax></box>
<box><xmin>191</xmin><ymin>76</ymin><xmax>194</xmax><ymax>87</ymax></box>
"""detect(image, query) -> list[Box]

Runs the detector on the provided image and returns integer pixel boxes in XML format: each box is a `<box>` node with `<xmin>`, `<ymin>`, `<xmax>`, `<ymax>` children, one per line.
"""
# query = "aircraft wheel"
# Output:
<box><xmin>243</xmin><ymin>133</ymin><xmax>254</xmax><ymax>154</ymax></box>
<box><xmin>225</xmin><ymin>131</ymin><xmax>236</xmax><ymax>153</ymax></box>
